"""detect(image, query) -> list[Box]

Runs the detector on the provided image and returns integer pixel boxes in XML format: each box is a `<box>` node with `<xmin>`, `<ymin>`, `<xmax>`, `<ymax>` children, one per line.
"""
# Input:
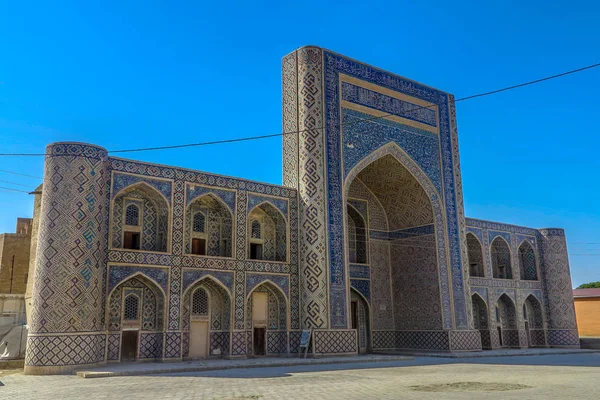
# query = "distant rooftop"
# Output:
<box><xmin>573</xmin><ymin>288</ymin><xmax>600</xmax><ymax>298</ymax></box>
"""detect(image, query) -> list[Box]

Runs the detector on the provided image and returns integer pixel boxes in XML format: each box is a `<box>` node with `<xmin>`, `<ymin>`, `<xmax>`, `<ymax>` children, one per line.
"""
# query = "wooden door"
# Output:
<box><xmin>190</xmin><ymin>320</ymin><xmax>209</xmax><ymax>358</ymax></box>
<box><xmin>121</xmin><ymin>331</ymin><xmax>138</xmax><ymax>362</ymax></box>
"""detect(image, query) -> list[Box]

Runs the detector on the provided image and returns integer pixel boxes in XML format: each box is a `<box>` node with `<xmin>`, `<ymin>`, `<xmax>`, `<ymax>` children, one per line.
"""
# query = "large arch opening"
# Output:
<box><xmin>246</xmin><ymin>281</ymin><xmax>288</xmax><ymax>356</ymax></box>
<box><xmin>181</xmin><ymin>277</ymin><xmax>231</xmax><ymax>359</ymax></box>
<box><xmin>112</xmin><ymin>183</ymin><xmax>170</xmax><ymax>252</ymax></box>
<box><xmin>519</xmin><ymin>242</ymin><xmax>538</xmax><ymax>281</ymax></box>
<box><xmin>185</xmin><ymin>194</ymin><xmax>233</xmax><ymax>257</ymax></box>
<box><xmin>496</xmin><ymin>294</ymin><xmax>518</xmax><ymax>348</ymax></box>
<box><xmin>107</xmin><ymin>274</ymin><xmax>165</xmax><ymax>362</ymax></box>
<box><xmin>345</xmin><ymin>152</ymin><xmax>443</xmax><ymax>335</ymax></box>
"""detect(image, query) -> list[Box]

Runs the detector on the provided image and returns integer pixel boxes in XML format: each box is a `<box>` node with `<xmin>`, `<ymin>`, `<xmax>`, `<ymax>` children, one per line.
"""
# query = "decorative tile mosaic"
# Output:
<box><xmin>350</xmin><ymin>279</ymin><xmax>370</xmax><ymax>301</ymax></box>
<box><xmin>181</xmin><ymin>269</ymin><xmax>234</xmax><ymax>295</ymax></box>
<box><xmin>108</xmin><ymin>265</ymin><xmax>169</xmax><ymax>294</ymax></box>
<box><xmin>112</xmin><ymin>172</ymin><xmax>173</xmax><ymax>204</ymax></box>
<box><xmin>246</xmin><ymin>273</ymin><xmax>290</xmax><ymax>298</ymax></box>
<box><xmin>349</xmin><ymin>264</ymin><xmax>370</xmax><ymax>279</ymax></box>
<box><xmin>247</xmin><ymin>194</ymin><xmax>289</xmax><ymax>219</ymax></box>
<box><xmin>341</xmin><ymin>82</ymin><xmax>438</xmax><ymax>127</ymax></box>
<box><xmin>185</xmin><ymin>183</ymin><xmax>236</xmax><ymax>213</ymax></box>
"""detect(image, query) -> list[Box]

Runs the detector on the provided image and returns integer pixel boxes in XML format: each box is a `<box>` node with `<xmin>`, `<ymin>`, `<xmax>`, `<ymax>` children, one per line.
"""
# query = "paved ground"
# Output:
<box><xmin>2</xmin><ymin>353</ymin><xmax>600</xmax><ymax>399</ymax></box>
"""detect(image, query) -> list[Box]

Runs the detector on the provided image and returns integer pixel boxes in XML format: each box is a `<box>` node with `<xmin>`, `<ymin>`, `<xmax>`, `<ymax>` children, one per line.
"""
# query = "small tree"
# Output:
<box><xmin>577</xmin><ymin>281</ymin><xmax>600</xmax><ymax>289</ymax></box>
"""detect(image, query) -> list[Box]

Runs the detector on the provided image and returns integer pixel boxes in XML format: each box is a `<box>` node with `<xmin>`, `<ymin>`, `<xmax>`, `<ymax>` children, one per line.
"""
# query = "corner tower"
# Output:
<box><xmin>25</xmin><ymin>142</ymin><xmax>110</xmax><ymax>374</ymax></box>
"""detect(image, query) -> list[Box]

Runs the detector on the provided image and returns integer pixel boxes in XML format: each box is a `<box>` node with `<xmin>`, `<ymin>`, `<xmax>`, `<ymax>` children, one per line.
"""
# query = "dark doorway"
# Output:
<box><xmin>497</xmin><ymin>327</ymin><xmax>503</xmax><ymax>347</ymax></box>
<box><xmin>351</xmin><ymin>301</ymin><xmax>357</xmax><ymax>330</ymax></box>
<box><xmin>250</xmin><ymin>243</ymin><xmax>263</xmax><ymax>260</ymax></box>
<box><xmin>191</xmin><ymin>238</ymin><xmax>206</xmax><ymax>255</ymax></box>
<box><xmin>121</xmin><ymin>331</ymin><xmax>138</xmax><ymax>361</ymax></box>
<box><xmin>124</xmin><ymin>232</ymin><xmax>140</xmax><ymax>250</ymax></box>
<box><xmin>253</xmin><ymin>327</ymin><xmax>266</xmax><ymax>355</ymax></box>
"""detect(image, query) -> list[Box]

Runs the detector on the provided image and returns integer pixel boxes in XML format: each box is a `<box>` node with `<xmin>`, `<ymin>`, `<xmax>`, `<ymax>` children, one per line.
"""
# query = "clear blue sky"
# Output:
<box><xmin>1</xmin><ymin>1</ymin><xmax>598</xmax><ymax>287</ymax></box>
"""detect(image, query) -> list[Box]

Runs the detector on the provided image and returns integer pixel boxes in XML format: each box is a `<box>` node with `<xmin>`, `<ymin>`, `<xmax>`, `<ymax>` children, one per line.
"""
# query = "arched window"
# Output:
<box><xmin>251</xmin><ymin>220</ymin><xmax>261</xmax><ymax>239</ymax></box>
<box><xmin>491</xmin><ymin>237</ymin><xmax>512</xmax><ymax>279</ymax></box>
<box><xmin>125</xmin><ymin>204</ymin><xmax>140</xmax><ymax>226</ymax></box>
<box><xmin>192</xmin><ymin>212</ymin><xmax>206</xmax><ymax>233</ymax></box>
<box><xmin>192</xmin><ymin>288</ymin><xmax>209</xmax><ymax>316</ymax></box>
<box><xmin>519</xmin><ymin>242</ymin><xmax>538</xmax><ymax>281</ymax></box>
<box><xmin>124</xmin><ymin>294</ymin><xmax>140</xmax><ymax>321</ymax></box>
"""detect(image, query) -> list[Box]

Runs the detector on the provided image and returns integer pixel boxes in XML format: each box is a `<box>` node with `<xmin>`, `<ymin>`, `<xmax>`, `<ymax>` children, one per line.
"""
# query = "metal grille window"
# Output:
<box><xmin>193</xmin><ymin>212</ymin><xmax>206</xmax><ymax>233</ymax></box>
<box><xmin>125</xmin><ymin>204</ymin><xmax>140</xmax><ymax>226</ymax></box>
<box><xmin>192</xmin><ymin>288</ymin><xmax>209</xmax><ymax>316</ymax></box>
<box><xmin>124</xmin><ymin>294</ymin><xmax>139</xmax><ymax>321</ymax></box>
<box><xmin>251</xmin><ymin>220</ymin><xmax>261</xmax><ymax>239</ymax></box>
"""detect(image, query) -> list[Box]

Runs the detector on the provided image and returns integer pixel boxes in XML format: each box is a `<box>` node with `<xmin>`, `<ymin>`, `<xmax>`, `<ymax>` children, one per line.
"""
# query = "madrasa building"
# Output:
<box><xmin>24</xmin><ymin>46</ymin><xmax>579</xmax><ymax>374</ymax></box>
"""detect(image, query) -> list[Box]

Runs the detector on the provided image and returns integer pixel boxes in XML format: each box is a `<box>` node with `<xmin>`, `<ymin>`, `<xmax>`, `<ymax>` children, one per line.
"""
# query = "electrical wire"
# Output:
<box><xmin>0</xmin><ymin>169</ymin><xmax>42</xmax><ymax>179</ymax></box>
<box><xmin>0</xmin><ymin>61</ymin><xmax>598</xmax><ymax>157</ymax></box>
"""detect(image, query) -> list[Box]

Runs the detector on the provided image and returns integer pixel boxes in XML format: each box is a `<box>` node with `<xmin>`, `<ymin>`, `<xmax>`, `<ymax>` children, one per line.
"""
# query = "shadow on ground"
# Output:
<box><xmin>147</xmin><ymin>353</ymin><xmax>600</xmax><ymax>379</ymax></box>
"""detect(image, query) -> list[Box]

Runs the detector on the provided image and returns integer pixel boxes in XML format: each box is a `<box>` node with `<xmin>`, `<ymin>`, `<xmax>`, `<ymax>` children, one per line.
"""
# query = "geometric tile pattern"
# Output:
<box><xmin>313</xmin><ymin>330</ymin><xmax>357</xmax><ymax>354</ymax></box>
<box><xmin>231</xmin><ymin>331</ymin><xmax>246</xmax><ymax>356</ymax></box>
<box><xmin>139</xmin><ymin>333</ymin><xmax>163</xmax><ymax>359</ymax></box>
<box><xmin>26</xmin><ymin>334</ymin><xmax>106</xmax><ymax>366</ymax></box>
<box><xmin>289</xmin><ymin>331</ymin><xmax>302</xmax><ymax>354</ymax></box>
<box><xmin>107</xmin><ymin>334</ymin><xmax>120</xmax><ymax>361</ymax></box>
<box><xmin>210</xmin><ymin>332</ymin><xmax>230</xmax><ymax>356</ymax></box>
<box><xmin>547</xmin><ymin>329</ymin><xmax>580</xmax><ymax>347</ymax></box>
<box><xmin>267</xmin><ymin>331</ymin><xmax>287</xmax><ymax>354</ymax></box>
<box><xmin>164</xmin><ymin>332</ymin><xmax>181</xmax><ymax>359</ymax></box>
<box><xmin>449</xmin><ymin>330</ymin><xmax>482</xmax><ymax>351</ymax></box>
<box><xmin>293</xmin><ymin>46</ymin><xmax>329</xmax><ymax>329</ymax></box>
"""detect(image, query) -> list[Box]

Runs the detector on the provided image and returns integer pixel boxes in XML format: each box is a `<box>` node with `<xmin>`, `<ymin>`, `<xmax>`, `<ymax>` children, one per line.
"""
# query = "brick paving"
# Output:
<box><xmin>2</xmin><ymin>353</ymin><xmax>600</xmax><ymax>399</ymax></box>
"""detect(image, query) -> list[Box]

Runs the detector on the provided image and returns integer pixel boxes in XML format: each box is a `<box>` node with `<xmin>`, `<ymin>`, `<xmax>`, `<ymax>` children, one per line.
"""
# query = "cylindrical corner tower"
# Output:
<box><xmin>25</xmin><ymin>142</ymin><xmax>110</xmax><ymax>374</ymax></box>
<box><xmin>539</xmin><ymin>228</ymin><xmax>580</xmax><ymax>347</ymax></box>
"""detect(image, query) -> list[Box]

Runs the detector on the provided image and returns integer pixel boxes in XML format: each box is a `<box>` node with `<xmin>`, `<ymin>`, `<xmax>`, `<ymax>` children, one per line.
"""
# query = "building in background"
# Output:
<box><xmin>573</xmin><ymin>288</ymin><xmax>600</xmax><ymax>348</ymax></box>
<box><xmin>23</xmin><ymin>46</ymin><xmax>580</xmax><ymax>375</ymax></box>
<box><xmin>0</xmin><ymin>217</ymin><xmax>33</xmax><ymax>359</ymax></box>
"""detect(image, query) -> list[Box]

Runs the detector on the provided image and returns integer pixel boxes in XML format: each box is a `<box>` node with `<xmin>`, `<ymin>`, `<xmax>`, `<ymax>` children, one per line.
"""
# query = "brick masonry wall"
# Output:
<box><xmin>0</xmin><ymin>233</ymin><xmax>32</xmax><ymax>294</ymax></box>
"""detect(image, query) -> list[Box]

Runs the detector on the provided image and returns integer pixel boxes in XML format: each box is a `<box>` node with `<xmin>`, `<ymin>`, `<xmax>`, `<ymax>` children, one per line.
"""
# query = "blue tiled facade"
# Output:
<box><xmin>24</xmin><ymin>46</ymin><xmax>579</xmax><ymax>374</ymax></box>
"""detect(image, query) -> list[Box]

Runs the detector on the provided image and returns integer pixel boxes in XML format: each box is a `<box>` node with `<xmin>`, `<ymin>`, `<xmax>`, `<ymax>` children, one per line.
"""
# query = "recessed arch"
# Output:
<box><xmin>182</xmin><ymin>275</ymin><xmax>232</xmax><ymax>358</ymax></box>
<box><xmin>491</xmin><ymin>236</ymin><xmax>512</xmax><ymax>279</ymax></box>
<box><xmin>343</xmin><ymin>141</ymin><xmax>450</xmax><ymax>331</ymax></box>
<box><xmin>108</xmin><ymin>271</ymin><xmax>168</xmax><ymax>301</ymax></box>
<box><xmin>112</xmin><ymin>182</ymin><xmax>170</xmax><ymax>252</ymax></box>
<box><xmin>466</xmin><ymin>232</ymin><xmax>485</xmax><ymax>277</ymax></box>
<box><xmin>185</xmin><ymin>193</ymin><xmax>233</xmax><ymax>257</ymax></box>
<box><xmin>518</xmin><ymin>240</ymin><xmax>538</xmax><ymax>281</ymax></box>
<box><xmin>247</xmin><ymin>202</ymin><xmax>287</xmax><ymax>262</ymax></box>
<box><xmin>182</xmin><ymin>274</ymin><xmax>233</xmax><ymax>300</ymax></box>
<box><xmin>188</xmin><ymin>191</ymin><xmax>235</xmax><ymax>215</ymax></box>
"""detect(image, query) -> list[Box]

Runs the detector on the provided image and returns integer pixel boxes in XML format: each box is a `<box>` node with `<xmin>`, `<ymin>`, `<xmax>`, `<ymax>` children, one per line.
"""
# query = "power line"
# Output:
<box><xmin>0</xmin><ymin>61</ymin><xmax>598</xmax><ymax>158</ymax></box>
<box><xmin>0</xmin><ymin>186</ymin><xmax>31</xmax><ymax>193</ymax></box>
<box><xmin>0</xmin><ymin>179</ymin><xmax>37</xmax><ymax>189</ymax></box>
<box><xmin>0</xmin><ymin>169</ymin><xmax>42</xmax><ymax>179</ymax></box>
